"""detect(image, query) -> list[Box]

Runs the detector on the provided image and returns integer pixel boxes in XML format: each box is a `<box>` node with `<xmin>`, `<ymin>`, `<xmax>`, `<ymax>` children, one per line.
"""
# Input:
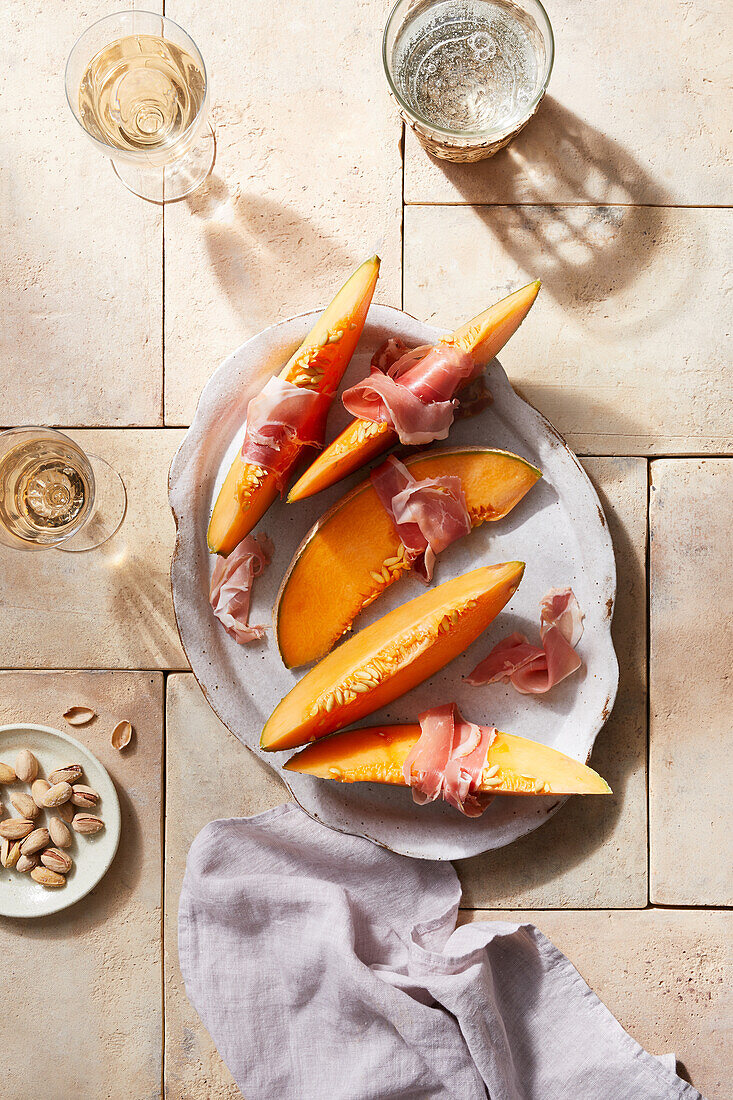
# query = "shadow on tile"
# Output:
<box><xmin>184</xmin><ymin>175</ymin><xmax>358</xmax><ymax>331</ymax></box>
<box><xmin>423</xmin><ymin>98</ymin><xmax>689</xmax><ymax>324</ymax></box>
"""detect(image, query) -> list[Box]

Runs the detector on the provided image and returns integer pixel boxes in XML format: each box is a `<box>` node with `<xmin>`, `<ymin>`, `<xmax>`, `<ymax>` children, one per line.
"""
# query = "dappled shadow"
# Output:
<box><xmin>420</xmin><ymin>99</ymin><xmax>686</xmax><ymax>332</ymax></box>
<box><xmin>184</xmin><ymin>175</ymin><xmax>356</xmax><ymax>335</ymax></box>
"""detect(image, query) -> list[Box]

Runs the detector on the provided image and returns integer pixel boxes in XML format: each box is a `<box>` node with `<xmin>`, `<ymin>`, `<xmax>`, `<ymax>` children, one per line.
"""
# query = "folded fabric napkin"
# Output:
<box><xmin>179</xmin><ymin>804</ymin><xmax>704</xmax><ymax>1100</ymax></box>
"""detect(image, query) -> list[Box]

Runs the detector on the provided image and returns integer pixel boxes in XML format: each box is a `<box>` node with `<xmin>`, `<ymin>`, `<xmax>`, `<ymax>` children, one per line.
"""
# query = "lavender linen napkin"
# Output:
<box><xmin>179</xmin><ymin>804</ymin><xmax>703</xmax><ymax>1100</ymax></box>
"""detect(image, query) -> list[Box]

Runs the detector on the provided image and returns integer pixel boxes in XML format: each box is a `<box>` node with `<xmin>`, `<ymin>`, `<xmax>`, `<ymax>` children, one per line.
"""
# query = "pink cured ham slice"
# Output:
<box><xmin>342</xmin><ymin>342</ymin><xmax>477</xmax><ymax>446</ymax></box>
<box><xmin>403</xmin><ymin>703</ymin><xmax>497</xmax><ymax>817</ymax></box>
<box><xmin>209</xmin><ymin>534</ymin><xmax>273</xmax><ymax>644</ymax></box>
<box><xmin>466</xmin><ymin>587</ymin><xmax>584</xmax><ymax>695</ymax></box>
<box><xmin>240</xmin><ymin>376</ymin><xmax>330</xmax><ymax>489</ymax></box>
<box><xmin>370</xmin><ymin>456</ymin><xmax>471</xmax><ymax>581</ymax></box>
<box><xmin>402</xmin><ymin>703</ymin><xmax>455</xmax><ymax>805</ymax></box>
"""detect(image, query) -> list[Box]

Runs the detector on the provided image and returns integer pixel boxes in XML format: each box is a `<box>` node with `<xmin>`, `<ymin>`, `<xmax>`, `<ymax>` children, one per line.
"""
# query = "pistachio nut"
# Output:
<box><xmin>72</xmin><ymin>814</ymin><xmax>105</xmax><ymax>835</ymax></box>
<box><xmin>0</xmin><ymin>818</ymin><xmax>35</xmax><ymax>840</ymax></box>
<box><xmin>42</xmin><ymin>782</ymin><xmax>73</xmax><ymax>808</ymax></box>
<box><xmin>31</xmin><ymin>866</ymin><xmax>66</xmax><ymax>887</ymax></box>
<box><xmin>41</xmin><ymin>848</ymin><xmax>73</xmax><ymax>874</ymax></box>
<box><xmin>20</xmin><ymin>828</ymin><xmax>50</xmax><ymax>856</ymax></box>
<box><xmin>15</xmin><ymin>749</ymin><xmax>38</xmax><ymax>783</ymax></box>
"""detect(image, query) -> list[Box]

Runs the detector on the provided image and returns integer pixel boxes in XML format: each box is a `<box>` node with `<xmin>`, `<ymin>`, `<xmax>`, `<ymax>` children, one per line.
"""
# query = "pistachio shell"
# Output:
<box><xmin>41</xmin><ymin>848</ymin><xmax>73</xmax><ymax>874</ymax></box>
<box><xmin>42</xmin><ymin>782</ymin><xmax>73</xmax><ymax>808</ymax></box>
<box><xmin>56</xmin><ymin>801</ymin><xmax>75</xmax><ymax>824</ymax></box>
<box><xmin>62</xmin><ymin>706</ymin><xmax>96</xmax><ymax>727</ymax></box>
<box><xmin>15</xmin><ymin>749</ymin><xmax>38</xmax><ymax>783</ymax></box>
<box><xmin>49</xmin><ymin>817</ymin><xmax>72</xmax><ymax>849</ymax></box>
<box><xmin>0</xmin><ymin>818</ymin><xmax>34</xmax><ymax>840</ymax></box>
<box><xmin>72</xmin><ymin>814</ymin><xmax>105</xmax><ymax>835</ymax></box>
<box><xmin>0</xmin><ymin>837</ymin><xmax>21</xmax><ymax>868</ymax></box>
<box><xmin>71</xmin><ymin>784</ymin><xmax>99</xmax><ymax>809</ymax></box>
<box><xmin>20</xmin><ymin>827</ymin><xmax>50</xmax><ymax>856</ymax></box>
<box><xmin>0</xmin><ymin>763</ymin><xmax>17</xmax><ymax>784</ymax></box>
<box><xmin>31</xmin><ymin>779</ymin><xmax>51</xmax><ymax>808</ymax></box>
<box><xmin>111</xmin><ymin>720</ymin><xmax>133</xmax><ymax>750</ymax></box>
<box><xmin>17</xmin><ymin>852</ymin><xmax>40</xmax><ymax>873</ymax></box>
<box><xmin>10</xmin><ymin>792</ymin><xmax>39</xmax><ymax>821</ymax></box>
<box><xmin>48</xmin><ymin>764</ymin><xmax>83</xmax><ymax>785</ymax></box>
<box><xmin>31</xmin><ymin>866</ymin><xmax>65</xmax><ymax>887</ymax></box>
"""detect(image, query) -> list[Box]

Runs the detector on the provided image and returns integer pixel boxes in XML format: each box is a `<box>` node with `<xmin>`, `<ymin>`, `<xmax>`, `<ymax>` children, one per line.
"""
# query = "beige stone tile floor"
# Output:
<box><xmin>404</xmin><ymin>0</ymin><xmax>732</xmax><ymax>205</ymax></box>
<box><xmin>649</xmin><ymin>460</ymin><xmax>733</xmax><ymax>906</ymax></box>
<box><xmin>1</xmin><ymin>0</ymin><xmax>731</xmax><ymax>1094</ymax></box>
<box><xmin>403</xmin><ymin>204</ymin><xmax>733</xmax><ymax>455</ymax></box>
<box><xmin>0</xmin><ymin>671</ymin><xmax>164</xmax><ymax>1100</ymax></box>
<box><xmin>164</xmin><ymin>675</ymin><xmax>289</xmax><ymax>1100</ymax></box>
<box><xmin>0</xmin><ymin>429</ymin><xmax>186</xmax><ymax>670</ymax></box>
<box><xmin>460</xmin><ymin>908</ymin><xmax>733</xmax><ymax>1100</ymax></box>
<box><xmin>0</xmin><ymin>2</ymin><xmax>163</xmax><ymax>428</ymax></box>
<box><xmin>163</xmin><ymin>0</ymin><xmax>403</xmax><ymax>425</ymax></box>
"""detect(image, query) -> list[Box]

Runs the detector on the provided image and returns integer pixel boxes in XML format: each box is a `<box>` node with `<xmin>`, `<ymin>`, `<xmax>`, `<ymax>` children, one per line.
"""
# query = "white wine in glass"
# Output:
<box><xmin>0</xmin><ymin>429</ymin><xmax>126</xmax><ymax>553</ymax></box>
<box><xmin>66</xmin><ymin>11</ymin><xmax>214</xmax><ymax>203</ymax></box>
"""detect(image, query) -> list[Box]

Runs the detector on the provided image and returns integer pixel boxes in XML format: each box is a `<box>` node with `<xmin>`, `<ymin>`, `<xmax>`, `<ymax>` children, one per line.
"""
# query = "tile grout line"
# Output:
<box><xmin>645</xmin><ymin>460</ymin><xmax>652</xmax><ymax>907</ymax></box>
<box><xmin>458</xmin><ymin>904</ymin><xmax>733</xmax><ymax>913</ymax></box>
<box><xmin>161</xmin><ymin>669</ymin><xmax>168</xmax><ymax>1100</ymax></box>
<box><xmin>403</xmin><ymin>201</ymin><xmax>733</xmax><ymax>210</ymax></box>
<box><xmin>160</xmin><ymin>0</ymin><xmax>166</xmax><ymax>1052</ymax></box>
<box><xmin>161</xmin><ymin>146</ymin><xmax>166</xmax><ymax>429</ymax></box>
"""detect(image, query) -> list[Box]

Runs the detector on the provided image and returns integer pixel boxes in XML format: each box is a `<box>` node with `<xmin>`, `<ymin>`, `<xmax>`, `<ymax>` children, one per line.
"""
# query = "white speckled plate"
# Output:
<box><xmin>0</xmin><ymin>724</ymin><xmax>121</xmax><ymax>917</ymax></box>
<box><xmin>169</xmin><ymin>305</ymin><xmax>618</xmax><ymax>860</ymax></box>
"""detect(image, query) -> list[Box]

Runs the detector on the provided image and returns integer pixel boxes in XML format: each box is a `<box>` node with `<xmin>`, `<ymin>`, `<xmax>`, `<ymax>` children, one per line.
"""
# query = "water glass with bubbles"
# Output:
<box><xmin>383</xmin><ymin>0</ymin><xmax>554</xmax><ymax>162</ymax></box>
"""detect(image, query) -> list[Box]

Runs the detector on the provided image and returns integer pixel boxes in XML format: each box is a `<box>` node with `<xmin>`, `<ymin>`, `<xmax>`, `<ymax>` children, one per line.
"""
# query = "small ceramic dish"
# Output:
<box><xmin>0</xmin><ymin>724</ymin><xmax>121</xmax><ymax>917</ymax></box>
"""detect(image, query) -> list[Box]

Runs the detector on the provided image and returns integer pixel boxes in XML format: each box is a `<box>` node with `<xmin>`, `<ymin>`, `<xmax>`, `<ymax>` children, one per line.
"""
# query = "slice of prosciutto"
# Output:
<box><xmin>209</xmin><ymin>534</ymin><xmax>273</xmax><ymax>644</ymax></box>
<box><xmin>403</xmin><ymin>703</ymin><xmax>497</xmax><ymax>817</ymax></box>
<box><xmin>240</xmin><ymin>376</ymin><xmax>330</xmax><ymax>489</ymax></box>
<box><xmin>466</xmin><ymin>587</ymin><xmax>584</xmax><ymax>695</ymax></box>
<box><xmin>370</xmin><ymin>456</ymin><xmax>471</xmax><ymax>581</ymax></box>
<box><xmin>342</xmin><ymin>340</ymin><xmax>477</xmax><ymax>446</ymax></box>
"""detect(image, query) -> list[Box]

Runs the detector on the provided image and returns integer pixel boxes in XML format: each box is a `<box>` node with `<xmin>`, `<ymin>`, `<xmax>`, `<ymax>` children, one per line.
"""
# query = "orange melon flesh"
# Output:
<box><xmin>276</xmin><ymin>447</ymin><xmax>541</xmax><ymax>668</ymax></box>
<box><xmin>261</xmin><ymin>562</ymin><xmax>524</xmax><ymax>752</ymax></box>
<box><xmin>284</xmin><ymin>724</ymin><xmax>611</xmax><ymax>796</ymax></box>
<box><xmin>287</xmin><ymin>280</ymin><xmax>540</xmax><ymax>503</ymax></box>
<box><xmin>207</xmin><ymin>255</ymin><xmax>381</xmax><ymax>555</ymax></box>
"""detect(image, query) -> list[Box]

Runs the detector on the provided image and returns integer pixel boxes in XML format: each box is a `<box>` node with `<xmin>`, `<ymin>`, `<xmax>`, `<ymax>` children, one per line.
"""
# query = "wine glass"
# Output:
<box><xmin>65</xmin><ymin>10</ymin><xmax>215</xmax><ymax>203</ymax></box>
<box><xmin>0</xmin><ymin>428</ymin><xmax>127</xmax><ymax>553</ymax></box>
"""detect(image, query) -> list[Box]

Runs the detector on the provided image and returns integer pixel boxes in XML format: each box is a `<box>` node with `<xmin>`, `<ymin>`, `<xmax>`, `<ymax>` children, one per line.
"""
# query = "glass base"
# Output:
<box><xmin>58</xmin><ymin>454</ymin><xmax>127</xmax><ymax>553</ymax></box>
<box><xmin>110</xmin><ymin>123</ymin><xmax>216</xmax><ymax>203</ymax></box>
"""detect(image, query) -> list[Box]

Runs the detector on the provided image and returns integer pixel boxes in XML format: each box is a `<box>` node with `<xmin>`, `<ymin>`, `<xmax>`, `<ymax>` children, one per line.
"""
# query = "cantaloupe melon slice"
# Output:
<box><xmin>276</xmin><ymin>447</ymin><xmax>540</xmax><ymax>668</ymax></box>
<box><xmin>208</xmin><ymin>255</ymin><xmax>381</xmax><ymax>555</ymax></box>
<box><xmin>261</xmin><ymin>562</ymin><xmax>524</xmax><ymax>752</ymax></box>
<box><xmin>285</xmin><ymin>724</ymin><xmax>611</xmax><ymax>797</ymax></box>
<box><xmin>286</xmin><ymin>280</ymin><xmax>540</xmax><ymax>503</ymax></box>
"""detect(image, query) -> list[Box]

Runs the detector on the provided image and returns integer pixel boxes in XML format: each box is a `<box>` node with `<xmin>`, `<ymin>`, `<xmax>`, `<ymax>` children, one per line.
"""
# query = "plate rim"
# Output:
<box><xmin>169</xmin><ymin>303</ymin><xmax>619</xmax><ymax>860</ymax></box>
<box><xmin>0</xmin><ymin>722</ymin><xmax>122</xmax><ymax>918</ymax></box>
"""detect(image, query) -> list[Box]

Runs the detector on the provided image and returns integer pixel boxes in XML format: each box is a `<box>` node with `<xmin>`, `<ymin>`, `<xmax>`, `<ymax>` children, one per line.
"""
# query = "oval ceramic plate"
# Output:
<box><xmin>169</xmin><ymin>305</ymin><xmax>618</xmax><ymax>860</ymax></box>
<box><xmin>0</xmin><ymin>724</ymin><xmax>121</xmax><ymax>917</ymax></box>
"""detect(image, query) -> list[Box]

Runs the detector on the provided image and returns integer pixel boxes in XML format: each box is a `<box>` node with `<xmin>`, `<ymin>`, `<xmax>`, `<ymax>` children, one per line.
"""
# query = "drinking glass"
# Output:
<box><xmin>0</xmin><ymin>428</ymin><xmax>127</xmax><ymax>553</ymax></box>
<box><xmin>65</xmin><ymin>10</ymin><xmax>214</xmax><ymax>203</ymax></box>
<box><xmin>383</xmin><ymin>0</ymin><xmax>554</xmax><ymax>162</ymax></box>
